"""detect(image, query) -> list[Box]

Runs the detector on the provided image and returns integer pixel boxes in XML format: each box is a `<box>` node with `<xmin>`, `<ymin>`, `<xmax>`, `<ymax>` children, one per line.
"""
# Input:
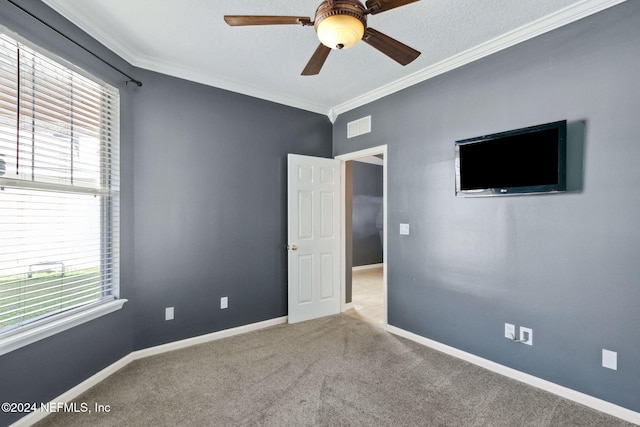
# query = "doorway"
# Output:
<box><xmin>348</xmin><ymin>265</ymin><xmax>384</xmax><ymax>326</ymax></box>
<box><xmin>336</xmin><ymin>145</ymin><xmax>387</xmax><ymax>328</ymax></box>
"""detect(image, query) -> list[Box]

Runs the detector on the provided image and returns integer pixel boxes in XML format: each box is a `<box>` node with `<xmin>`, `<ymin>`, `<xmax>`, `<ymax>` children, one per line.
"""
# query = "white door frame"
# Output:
<box><xmin>336</xmin><ymin>145</ymin><xmax>388</xmax><ymax>327</ymax></box>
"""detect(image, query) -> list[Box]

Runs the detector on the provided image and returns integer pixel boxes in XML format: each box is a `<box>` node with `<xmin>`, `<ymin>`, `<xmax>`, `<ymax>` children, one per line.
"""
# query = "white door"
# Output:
<box><xmin>287</xmin><ymin>154</ymin><xmax>341</xmax><ymax>323</ymax></box>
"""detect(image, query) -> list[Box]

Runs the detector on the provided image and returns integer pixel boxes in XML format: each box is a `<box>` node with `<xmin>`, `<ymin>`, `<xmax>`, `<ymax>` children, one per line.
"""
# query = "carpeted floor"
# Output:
<box><xmin>35</xmin><ymin>314</ymin><xmax>634</xmax><ymax>426</ymax></box>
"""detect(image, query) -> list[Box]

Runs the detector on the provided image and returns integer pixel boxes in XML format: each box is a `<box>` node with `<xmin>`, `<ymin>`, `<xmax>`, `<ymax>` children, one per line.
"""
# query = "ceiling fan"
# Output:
<box><xmin>224</xmin><ymin>0</ymin><xmax>421</xmax><ymax>75</ymax></box>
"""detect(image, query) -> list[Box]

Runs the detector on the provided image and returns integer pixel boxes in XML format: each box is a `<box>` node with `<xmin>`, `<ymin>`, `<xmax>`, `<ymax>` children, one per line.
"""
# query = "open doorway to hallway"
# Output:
<box><xmin>337</xmin><ymin>146</ymin><xmax>387</xmax><ymax>328</ymax></box>
<box><xmin>345</xmin><ymin>265</ymin><xmax>383</xmax><ymax>326</ymax></box>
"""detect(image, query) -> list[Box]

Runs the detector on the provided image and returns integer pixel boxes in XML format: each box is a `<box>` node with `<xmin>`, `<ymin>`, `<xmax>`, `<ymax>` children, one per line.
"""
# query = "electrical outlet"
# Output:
<box><xmin>165</xmin><ymin>307</ymin><xmax>174</xmax><ymax>321</ymax></box>
<box><xmin>520</xmin><ymin>327</ymin><xmax>533</xmax><ymax>345</ymax></box>
<box><xmin>220</xmin><ymin>296</ymin><xmax>228</xmax><ymax>309</ymax></box>
<box><xmin>505</xmin><ymin>323</ymin><xmax>515</xmax><ymax>340</ymax></box>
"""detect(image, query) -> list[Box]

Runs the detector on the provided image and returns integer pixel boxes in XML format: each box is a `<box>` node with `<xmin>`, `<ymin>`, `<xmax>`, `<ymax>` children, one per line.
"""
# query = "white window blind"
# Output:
<box><xmin>0</xmin><ymin>32</ymin><xmax>120</xmax><ymax>335</ymax></box>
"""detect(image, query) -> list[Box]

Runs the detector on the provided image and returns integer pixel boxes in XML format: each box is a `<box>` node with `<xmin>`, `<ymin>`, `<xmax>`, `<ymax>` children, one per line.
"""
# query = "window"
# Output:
<box><xmin>0</xmin><ymin>30</ymin><xmax>124</xmax><ymax>354</ymax></box>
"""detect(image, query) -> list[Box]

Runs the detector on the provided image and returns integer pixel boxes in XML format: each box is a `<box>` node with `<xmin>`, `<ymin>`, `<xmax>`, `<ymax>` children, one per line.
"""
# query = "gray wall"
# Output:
<box><xmin>333</xmin><ymin>1</ymin><xmax>640</xmax><ymax>412</ymax></box>
<box><xmin>352</xmin><ymin>162</ymin><xmax>383</xmax><ymax>266</ymax></box>
<box><xmin>131</xmin><ymin>71</ymin><xmax>332</xmax><ymax>350</ymax></box>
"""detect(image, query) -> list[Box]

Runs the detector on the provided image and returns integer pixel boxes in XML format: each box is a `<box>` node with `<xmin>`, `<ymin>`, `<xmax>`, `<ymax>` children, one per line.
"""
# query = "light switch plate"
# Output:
<box><xmin>221</xmin><ymin>296</ymin><xmax>228</xmax><ymax>309</ymax></box>
<box><xmin>399</xmin><ymin>223</ymin><xmax>410</xmax><ymax>235</ymax></box>
<box><xmin>602</xmin><ymin>349</ymin><xmax>617</xmax><ymax>370</ymax></box>
<box><xmin>165</xmin><ymin>307</ymin><xmax>174</xmax><ymax>321</ymax></box>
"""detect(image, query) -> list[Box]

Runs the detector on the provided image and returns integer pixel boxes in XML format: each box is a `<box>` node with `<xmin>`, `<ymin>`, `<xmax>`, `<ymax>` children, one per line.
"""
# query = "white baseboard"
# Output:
<box><xmin>385</xmin><ymin>324</ymin><xmax>640</xmax><ymax>425</ymax></box>
<box><xmin>132</xmin><ymin>316</ymin><xmax>288</xmax><ymax>359</ymax></box>
<box><xmin>352</xmin><ymin>263</ymin><xmax>383</xmax><ymax>271</ymax></box>
<box><xmin>15</xmin><ymin>316</ymin><xmax>637</xmax><ymax>426</ymax></box>
<box><xmin>11</xmin><ymin>316</ymin><xmax>288</xmax><ymax>427</ymax></box>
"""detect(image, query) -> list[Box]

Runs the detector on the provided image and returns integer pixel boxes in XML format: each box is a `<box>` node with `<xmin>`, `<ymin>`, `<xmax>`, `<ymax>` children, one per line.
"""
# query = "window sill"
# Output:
<box><xmin>0</xmin><ymin>299</ymin><xmax>127</xmax><ymax>356</ymax></box>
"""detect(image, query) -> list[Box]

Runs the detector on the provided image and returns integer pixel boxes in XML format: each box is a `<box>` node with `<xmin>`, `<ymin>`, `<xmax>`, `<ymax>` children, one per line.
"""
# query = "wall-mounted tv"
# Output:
<box><xmin>455</xmin><ymin>120</ymin><xmax>567</xmax><ymax>197</ymax></box>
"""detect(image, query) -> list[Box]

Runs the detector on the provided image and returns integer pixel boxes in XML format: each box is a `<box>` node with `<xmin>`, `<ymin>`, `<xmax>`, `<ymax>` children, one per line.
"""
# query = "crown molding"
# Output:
<box><xmin>330</xmin><ymin>0</ymin><xmax>628</xmax><ymax>118</ymax></box>
<box><xmin>41</xmin><ymin>0</ymin><xmax>140</xmax><ymax>65</ymax></box>
<box><xmin>42</xmin><ymin>0</ymin><xmax>331</xmax><ymax>117</ymax></box>
<box><xmin>131</xmin><ymin>53</ymin><xmax>331</xmax><ymax>117</ymax></box>
<box><xmin>43</xmin><ymin>0</ymin><xmax>626</xmax><ymax>121</ymax></box>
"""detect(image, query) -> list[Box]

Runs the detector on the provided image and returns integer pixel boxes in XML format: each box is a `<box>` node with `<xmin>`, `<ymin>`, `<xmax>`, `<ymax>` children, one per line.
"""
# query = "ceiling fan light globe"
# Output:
<box><xmin>317</xmin><ymin>15</ymin><xmax>365</xmax><ymax>50</ymax></box>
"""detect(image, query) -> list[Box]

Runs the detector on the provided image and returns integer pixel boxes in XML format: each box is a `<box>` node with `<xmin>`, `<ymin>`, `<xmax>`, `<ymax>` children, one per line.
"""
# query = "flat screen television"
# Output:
<box><xmin>455</xmin><ymin>120</ymin><xmax>567</xmax><ymax>197</ymax></box>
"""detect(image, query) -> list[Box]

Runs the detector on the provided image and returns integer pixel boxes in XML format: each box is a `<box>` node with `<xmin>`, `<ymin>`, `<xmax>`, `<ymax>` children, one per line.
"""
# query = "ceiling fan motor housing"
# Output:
<box><xmin>315</xmin><ymin>0</ymin><xmax>367</xmax><ymax>49</ymax></box>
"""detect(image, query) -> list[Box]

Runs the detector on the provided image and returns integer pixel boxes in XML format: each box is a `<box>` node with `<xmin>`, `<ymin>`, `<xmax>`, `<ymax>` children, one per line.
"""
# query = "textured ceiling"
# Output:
<box><xmin>41</xmin><ymin>0</ymin><xmax>625</xmax><ymax>119</ymax></box>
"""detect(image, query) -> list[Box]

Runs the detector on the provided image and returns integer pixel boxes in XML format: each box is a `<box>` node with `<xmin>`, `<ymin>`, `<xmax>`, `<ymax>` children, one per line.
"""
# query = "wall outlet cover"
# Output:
<box><xmin>221</xmin><ymin>296</ymin><xmax>228</xmax><ymax>309</ymax></box>
<box><xmin>165</xmin><ymin>307</ymin><xmax>174</xmax><ymax>321</ymax></box>
<box><xmin>520</xmin><ymin>327</ymin><xmax>533</xmax><ymax>345</ymax></box>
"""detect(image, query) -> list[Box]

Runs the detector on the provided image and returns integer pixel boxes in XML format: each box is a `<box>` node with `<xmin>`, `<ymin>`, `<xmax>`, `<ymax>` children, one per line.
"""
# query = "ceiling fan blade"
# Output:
<box><xmin>301</xmin><ymin>44</ymin><xmax>332</xmax><ymax>76</ymax></box>
<box><xmin>363</xmin><ymin>27</ymin><xmax>420</xmax><ymax>65</ymax></box>
<box><xmin>224</xmin><ymin>16</ymin><xmax>311</xmax><ymax>26</ymax></box>
<box><xmin>365</xmin><ymin>0</ymin><xmax>419</xmax><ymax>15</ymax></box>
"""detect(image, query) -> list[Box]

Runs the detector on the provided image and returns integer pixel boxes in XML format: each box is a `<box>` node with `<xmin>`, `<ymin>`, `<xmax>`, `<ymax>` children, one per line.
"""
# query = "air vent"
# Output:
<box><xmin>347</xmin><ymin>115</ymin><xmax>371</xmax><ymax>138</ymax></box>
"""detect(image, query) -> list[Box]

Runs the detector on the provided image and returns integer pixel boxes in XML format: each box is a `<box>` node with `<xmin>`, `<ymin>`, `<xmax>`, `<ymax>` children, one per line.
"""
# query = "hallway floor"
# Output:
<box><xmin>345</xmin><ymin>266</ymin><xmax>384</xmax><ymax>327</ymax></box>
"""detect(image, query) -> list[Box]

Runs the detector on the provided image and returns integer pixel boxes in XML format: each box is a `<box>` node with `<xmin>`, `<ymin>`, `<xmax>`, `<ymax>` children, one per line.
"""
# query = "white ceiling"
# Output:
<box><xmin>42</xmin><ymin>0</ymin><xmax>624</xmax><ymax>120</ymax></box>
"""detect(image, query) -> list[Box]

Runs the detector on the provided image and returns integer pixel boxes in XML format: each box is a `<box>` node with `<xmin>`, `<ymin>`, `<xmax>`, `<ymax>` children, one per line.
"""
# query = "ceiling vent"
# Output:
<box><xmin>347</xmin><ymin>115</ymin><xmax>371</xmax><ymax>138</ymax></box>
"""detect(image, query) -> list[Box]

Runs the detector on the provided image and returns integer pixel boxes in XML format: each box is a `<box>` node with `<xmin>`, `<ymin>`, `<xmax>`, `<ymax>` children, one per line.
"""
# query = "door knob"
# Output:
<box><xmin>288</xmin><ymin>244</ymin><xmax>298</xmax><ymax>251</ymax></box>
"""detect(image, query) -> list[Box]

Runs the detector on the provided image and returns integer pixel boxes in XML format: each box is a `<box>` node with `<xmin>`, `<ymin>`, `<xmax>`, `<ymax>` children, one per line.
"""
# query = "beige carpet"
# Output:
<box><xmin>35</xmin><ymin>314</ymin><xmax>634</xmax><ymax>427</ymax></box>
